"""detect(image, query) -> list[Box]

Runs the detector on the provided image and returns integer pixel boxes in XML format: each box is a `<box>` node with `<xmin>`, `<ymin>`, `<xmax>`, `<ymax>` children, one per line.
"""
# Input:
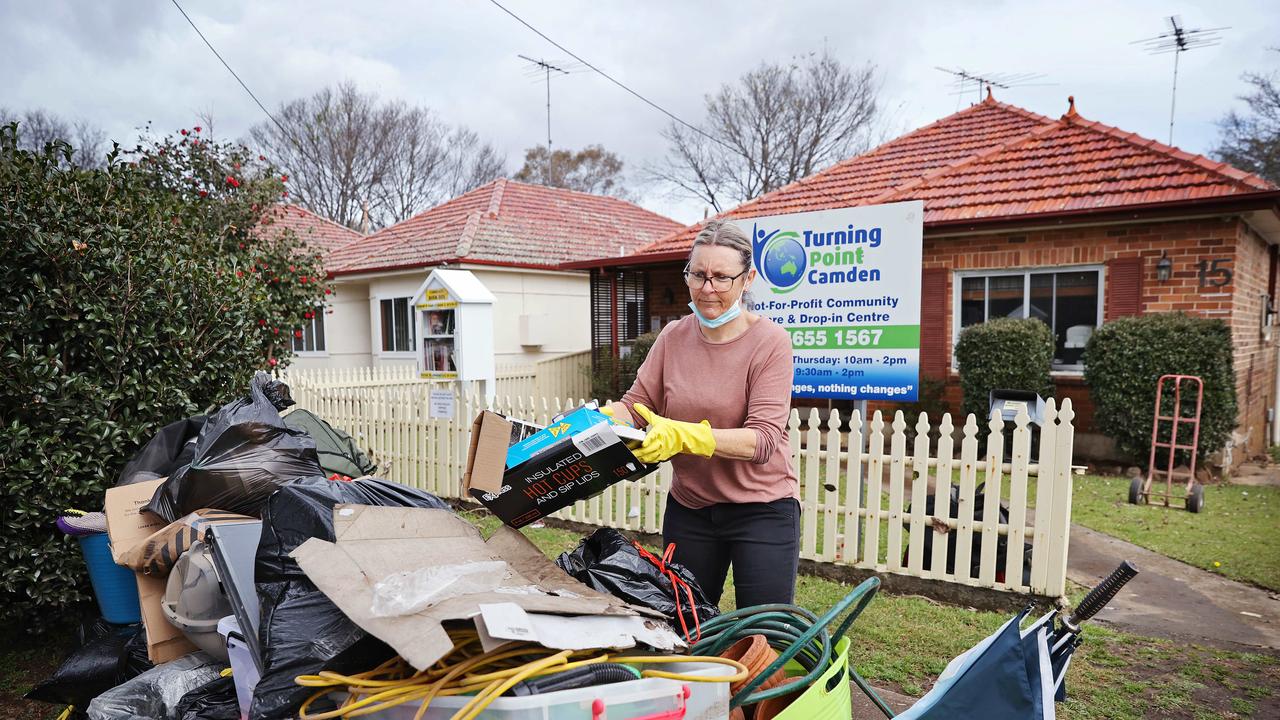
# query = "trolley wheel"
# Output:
<box><xmin>1128</xmin><ymin>477</ymin><xmax>1146</xmax><ymax>505</ymax></box>
<box><xmin>1186</xmin><ymin>483</ymin><xmax>1205</xmax><ymax>513</ymax></box>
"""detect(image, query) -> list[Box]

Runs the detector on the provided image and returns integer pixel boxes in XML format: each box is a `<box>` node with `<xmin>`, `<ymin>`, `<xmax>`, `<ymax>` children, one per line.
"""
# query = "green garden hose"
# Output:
<box><xmin>691</xmin><ymin>577</ymin><xmax>895</xmax><ymax>717</ymax></box>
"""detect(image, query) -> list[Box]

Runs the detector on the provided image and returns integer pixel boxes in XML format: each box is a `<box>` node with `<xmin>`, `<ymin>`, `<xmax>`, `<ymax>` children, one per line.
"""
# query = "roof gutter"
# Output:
<box><xmin>327</xmin><ymin>256</ymin><xmax>593</xmax><ymax>279</ymax></box>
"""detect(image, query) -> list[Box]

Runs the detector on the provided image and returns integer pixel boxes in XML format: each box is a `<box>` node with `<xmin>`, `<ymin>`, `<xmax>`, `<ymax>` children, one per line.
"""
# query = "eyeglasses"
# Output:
<box><xmin>683</xmin><ymin>267</ymin><xmax>749</xmax><ymax>291</ymax></box>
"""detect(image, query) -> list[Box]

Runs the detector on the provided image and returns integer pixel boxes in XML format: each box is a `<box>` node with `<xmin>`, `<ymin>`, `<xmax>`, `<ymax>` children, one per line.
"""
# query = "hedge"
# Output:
<box><xmin>0</xmin><ymin>124</ymin><xmax>326</xmax><ymax>632</ymax></box>
<box><xmin>953</xmin><ymin>317</ymin><xmax>1056</xmax><ymax>423</ymax></box>
<box><xmin>1083</xmin><ymin>313</ymin><xmax>1237</xmax><ymax>462</ymax></box>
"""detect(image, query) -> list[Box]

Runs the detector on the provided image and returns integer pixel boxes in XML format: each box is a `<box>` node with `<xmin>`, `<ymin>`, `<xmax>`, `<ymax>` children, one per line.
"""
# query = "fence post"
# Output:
<box><xmin>839</xmin><ymin>409</ymin><xmax>863</xmax><ymax>566</ymax></box>
<box><xmin>978</xmin><ymin>409</ymin><xmax>1006</xmax><ymax>587</ymax></box>
<box><xmin>1029</xmin><ymin>399</ymin><xmax>1059</xmax><ymax>595</ymax></box>
<box><xmin>863</xmin><ymin>411</ymin><xmax>885</xmax><ymax>569</ymax></box>
<box><xmin>954</xmin><ymin>414</ymin><xmax>980</xmax><ymax>586</ymax></box>
<box><xmin>1044</xmin><ymin>399</ymin><xmax>1075</xmax><ymax>597</ymax></box>
<box><xmin>906</xmin><ymin>412</ymin><xmax>931</xmax><ymax>574</ymax></box>
<box><xmin>1005</xmin><ymin>405</ymin><xmax>1032</xmax><ymax>591</ymax></box>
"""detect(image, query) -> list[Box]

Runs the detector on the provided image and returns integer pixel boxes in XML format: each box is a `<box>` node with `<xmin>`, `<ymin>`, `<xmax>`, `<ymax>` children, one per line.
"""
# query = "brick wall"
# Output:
<box><xmin>1229</xmin><ymin>223</ymin><xmax>1277</xmax><ymax>459</ymax></box>
<box><xmin>909</xmin><ymin>216</ymin><xmax>1266</xmax><ymax>462</ymax></box>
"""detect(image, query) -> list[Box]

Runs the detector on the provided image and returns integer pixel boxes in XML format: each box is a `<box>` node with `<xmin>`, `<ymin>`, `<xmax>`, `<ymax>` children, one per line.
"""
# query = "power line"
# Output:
<box><xmin>168</xmin><ymin>0</ymin><xmax>289</xmax><ymax>139</ymax></box>
<box><xmin>486</xmin><ymin>0</ymin><xmax>855</xmax><ymax>210</ymax></box>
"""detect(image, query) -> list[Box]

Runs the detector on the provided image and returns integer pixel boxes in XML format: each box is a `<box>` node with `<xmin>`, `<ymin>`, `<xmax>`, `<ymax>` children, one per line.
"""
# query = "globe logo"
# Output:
<box><xmin>758</xmin><ymin>230</ymin><xmax>806</xmax><ymax>294</ymax></box>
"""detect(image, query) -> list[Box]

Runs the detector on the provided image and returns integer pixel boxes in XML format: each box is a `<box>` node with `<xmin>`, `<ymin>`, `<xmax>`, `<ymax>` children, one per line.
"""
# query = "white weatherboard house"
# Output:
<box><xmin>290</xmin><ymin>179</ymin><xmax>682</xmax><ymax>370</ymax></box>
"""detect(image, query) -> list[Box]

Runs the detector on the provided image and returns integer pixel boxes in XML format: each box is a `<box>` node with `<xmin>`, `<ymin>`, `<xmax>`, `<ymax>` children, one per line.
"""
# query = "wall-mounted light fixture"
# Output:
<box><xmin>1156</xmin><ymin>251</ymin><xmax>1173</xmax><ymax>283</ymax></box>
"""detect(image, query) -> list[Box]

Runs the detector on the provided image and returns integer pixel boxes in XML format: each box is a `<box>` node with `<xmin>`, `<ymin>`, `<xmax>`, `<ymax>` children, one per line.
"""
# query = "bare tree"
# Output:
<box><xmin>1214</xmin><ymin>52</ymin><xmax>1280</xmax><ymax>186</ymax></box>
<box><xmin>650</xmin><ymin>52</ymin><xmax>881</xmax><ymax>211</ymax></box>
<box><xmin>514</xmin><ymin>144</ymin><xmax>629</xmax><ymax>197</ymax></box>
<box><xmin>249</xmin><ymin>83</ymin><xmax>505</xmax><ymax>229</ymax></box>
<box><xmin>0</xmin><ymin>107</ymin><xmax>106</xmax><ymax>168</ymax></box>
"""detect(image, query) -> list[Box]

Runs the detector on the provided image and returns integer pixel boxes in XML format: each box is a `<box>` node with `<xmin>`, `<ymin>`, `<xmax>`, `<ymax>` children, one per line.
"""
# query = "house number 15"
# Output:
<box><xmin>1198</xmin><ymin>258</ymin><xmax>1232</xmax><ymax>288</ymax></box>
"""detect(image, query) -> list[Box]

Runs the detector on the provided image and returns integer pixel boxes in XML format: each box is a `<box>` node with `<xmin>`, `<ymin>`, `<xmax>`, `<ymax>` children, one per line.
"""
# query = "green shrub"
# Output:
<box><xmin>1084</xmin><ymin>313</ymin><xmax>1236</xmax><ymax>462</ymax></box>
<box><xmin>953</xmin><ymin>318</ymin><xmax>1055</xmax><ymax>422</ymax></box>
<box><xmin>592</xmin><ymin>331</ymin><xmax>660</xmax><ymax>401</ymax></box>
<box><xmin>0</xmin><ymin>124</ymin><xmax>326</xmax><ymax>632</ymax></box>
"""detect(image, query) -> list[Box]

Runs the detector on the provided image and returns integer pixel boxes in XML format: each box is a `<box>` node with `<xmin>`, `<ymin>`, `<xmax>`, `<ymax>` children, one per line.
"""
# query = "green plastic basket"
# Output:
<box><xmin>773</xmin><ymin>636</ymin><xmax>852</xmax><ymax>720</ymax></box>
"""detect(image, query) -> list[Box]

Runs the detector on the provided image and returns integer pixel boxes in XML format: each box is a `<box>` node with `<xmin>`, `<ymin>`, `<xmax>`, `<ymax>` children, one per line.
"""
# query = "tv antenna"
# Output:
<box><xmin>936</xmin><ymin>67</ymin><xmax>1053</xmax><ymax>108</ymax></box>
<box><xmin>1132</xmin><ymin>16</ymin><xmax>1228</xmax><ymax>145</ymax></box>
<box><xmin>517</xmin><ymin>55</ymin><xmax>577</xmax><ymax>157</ymax></box>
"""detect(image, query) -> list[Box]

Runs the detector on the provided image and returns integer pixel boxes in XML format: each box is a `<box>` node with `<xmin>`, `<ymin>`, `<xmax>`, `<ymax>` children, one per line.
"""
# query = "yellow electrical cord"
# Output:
<box><xmin>295</xmin><ymin>631</ymin><xmax>750</xmax><ymax>720</ymax></box>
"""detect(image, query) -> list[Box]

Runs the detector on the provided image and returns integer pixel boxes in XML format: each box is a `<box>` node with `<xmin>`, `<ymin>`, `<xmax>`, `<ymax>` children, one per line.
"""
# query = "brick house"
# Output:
<box><xmin>572</xmin><ymin>94</ymin><xmax>1280</xmax><ymax>463</ymax></box>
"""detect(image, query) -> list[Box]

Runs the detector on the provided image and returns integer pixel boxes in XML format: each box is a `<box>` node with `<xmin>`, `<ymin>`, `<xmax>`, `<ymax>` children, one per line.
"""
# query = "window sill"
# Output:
<box><xmin>377</xmin><ymin>351</ymin><xmax>417</xmax><ymax>358</ymax></box>
<box><xmin>294</xmin><ymin>351</ymin><xmax>330</xmax><ymax>358</ymax></box>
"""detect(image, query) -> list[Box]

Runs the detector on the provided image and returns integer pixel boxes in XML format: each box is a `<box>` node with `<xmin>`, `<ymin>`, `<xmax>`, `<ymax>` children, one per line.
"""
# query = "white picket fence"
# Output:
<box><xmin>280</xmin><ymin>351</ymin><xmax>591</xmax><ymax>404</ymax></box>
<box><xmin>288</xmin><ymin>381</ymin><xmax>1077</xmax><ymax>598</ymax></box>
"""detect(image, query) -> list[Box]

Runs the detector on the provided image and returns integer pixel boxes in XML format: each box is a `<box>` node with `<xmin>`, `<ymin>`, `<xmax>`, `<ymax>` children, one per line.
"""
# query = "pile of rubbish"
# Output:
<box><xmin>28</xmin><ymin>374</ymin><xmax>860</xmax><ymax>720</ymax></box>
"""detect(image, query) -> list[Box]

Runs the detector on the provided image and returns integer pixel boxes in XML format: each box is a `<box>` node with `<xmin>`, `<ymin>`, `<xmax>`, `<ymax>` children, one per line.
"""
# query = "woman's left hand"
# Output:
<box><xmin>632</xmin><ymin>403</ymin><xmax>716</xmax><ymax>463</ymax></box>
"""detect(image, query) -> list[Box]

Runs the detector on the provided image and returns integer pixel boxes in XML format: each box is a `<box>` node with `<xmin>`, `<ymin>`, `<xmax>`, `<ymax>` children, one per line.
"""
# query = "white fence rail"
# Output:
<box><xmin>280</xmin><ymin>350</ymin><xmax>591</xmax><ymax>402</ymax></box>
<box><xmin>291</xmin><ymin>385</ymin><xmax>1076</xmax><ymax>598</ymax></box>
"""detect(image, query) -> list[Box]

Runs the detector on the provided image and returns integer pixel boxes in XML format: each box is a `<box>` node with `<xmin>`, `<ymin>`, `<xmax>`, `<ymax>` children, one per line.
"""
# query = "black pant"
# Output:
<box><xmin>663</xmin><ymin>495</ymin><xmax>800</xmax><ymax>609</ymax></box>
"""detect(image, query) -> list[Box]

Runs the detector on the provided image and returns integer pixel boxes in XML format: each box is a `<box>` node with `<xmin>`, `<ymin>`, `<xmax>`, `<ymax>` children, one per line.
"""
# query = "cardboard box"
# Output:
<box><xmin>291</xmin><ymin>505</ymin><xmax>677</xmax><ymax>671</ymax></box>
<box><xmin>464</xmin><ymin>410</ymin><xmax>656</xmax><ymax>528</ymax></box>
<box><xmin>105</xmin><ymin>479</ymin><xmax>199</xmax><ymax>663</ymax></box>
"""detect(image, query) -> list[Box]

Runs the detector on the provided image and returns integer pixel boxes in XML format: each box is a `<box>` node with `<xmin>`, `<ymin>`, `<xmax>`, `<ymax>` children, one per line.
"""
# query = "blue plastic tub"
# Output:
<box><xmin>78</xmin><ymin>533</ymin><xmax>141</xmax><ymax>624</ymax></box>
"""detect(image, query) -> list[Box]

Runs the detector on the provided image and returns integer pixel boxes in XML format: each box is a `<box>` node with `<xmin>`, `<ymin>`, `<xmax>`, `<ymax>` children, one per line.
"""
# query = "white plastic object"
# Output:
<box><xmin>348</xmin><ymin>659</ymin><xmax>732</xmax><ymax>719</ymax></box>
<box><xmin>219</xmin><ymin>615</ymin><xmax>260</xmax><ymax>719</ymax></box>
<box><xmin>370</xmin><ymin>560</ymin><xmax>508</xmax><ymax>618</ymax></box>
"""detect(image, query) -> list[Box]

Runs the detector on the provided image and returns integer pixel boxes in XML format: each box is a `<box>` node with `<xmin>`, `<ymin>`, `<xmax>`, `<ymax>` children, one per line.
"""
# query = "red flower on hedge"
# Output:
<box><xmin>272</xmin><ymin>327</ymin><xmax>279</xmax><ymax>335</ymax></box>
<box><xmin>198</xmin><ymin>190</ymin><xmax>208</xmax><ymax>198</ymax></box>
<box><xmin>180</xmin><ymin>129</ymin><xmax>188</xmax><ymax>136</ymax></box>
<box><xmin>281</xmin><ymin>174</ymin><xmax>288</xmax><ymax>182</ymax></box>
<box><xmin>194</xmin><ymin>126</ymin><xmax>202</xmax><ymax>133</ymax></box>
<box><xmin>325</xmin><ymin>288</ymin><xmax>333</xmax><ymax>295</ymax></box>
<box><xmin>268</xmin><ymin>357</ymin><xmax>278</xmax><ymax>367</ymax></box>
<box><xmin>258</xmin><ymin>155</ymin><xmax>266</xmax><ymax>161</ymax></box>
<box><xmin>236</xmin><ymin>270</ymin><xmax>243</xmax><ymax>278</ymax></box>
<box><xmin>225</xmin><ymin>176</ymin><xmax>240</xmax><ymax>188</ymax></box>
<box><xmin>295</xmin><ymin>330</ymin><xmax>303</xmax><ymax>338</ymax></box>
<box><xmin>258</xmin><ymin>319</ymin><xmax>266</xmax><ymax>326</ymax></box>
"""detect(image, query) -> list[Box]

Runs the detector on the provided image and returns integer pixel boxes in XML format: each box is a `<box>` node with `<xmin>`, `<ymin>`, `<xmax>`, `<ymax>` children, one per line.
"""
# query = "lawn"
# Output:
<box><xmin>1039</xmin><ymin>476</ymin><xmax>1280</xmax><ymax>592</ymax></box>
<box><xmin>468</xmin><ymin>511</ymin><xmax>1280</xmax><ymax>719</ymax></box>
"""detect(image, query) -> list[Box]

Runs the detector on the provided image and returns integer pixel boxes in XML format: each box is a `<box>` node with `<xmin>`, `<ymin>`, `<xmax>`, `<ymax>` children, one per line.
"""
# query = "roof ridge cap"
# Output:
<box><xmin>455</xmin><ymin>210</ymin><xmax>484</xmax><ymax>258</ymax></box>
<box><xmin>1066</xmin><ymin>115</ymin><xmax>1276</xmax><ymax>191</ymax></box>
<box><xmin>867</xmin><ymin>118</ymin><xmax>1066</xmax><ymax>206</ymax></box>
<box><xmin>486</xmin><ymin>178</ymin><xmax>507</xmax><ymax>218</ymax></box>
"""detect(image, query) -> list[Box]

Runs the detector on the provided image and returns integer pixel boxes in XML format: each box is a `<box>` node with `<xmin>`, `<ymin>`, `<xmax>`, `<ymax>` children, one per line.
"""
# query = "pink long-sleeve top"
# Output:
<box><xmin>621</xmin><ymin>313</ymin><xmax>797</xmax><ymax>509</ymax></box>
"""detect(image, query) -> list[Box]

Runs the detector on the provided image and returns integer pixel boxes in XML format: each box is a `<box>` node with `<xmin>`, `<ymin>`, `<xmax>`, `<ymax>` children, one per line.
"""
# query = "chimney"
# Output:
<box><xmin>359</xmin><ymin>199</ymin><xmax>370</xmax><ymax>234</ymax></box>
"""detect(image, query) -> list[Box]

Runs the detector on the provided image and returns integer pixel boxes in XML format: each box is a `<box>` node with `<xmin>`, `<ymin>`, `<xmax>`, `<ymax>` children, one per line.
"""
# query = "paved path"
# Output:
<box><xmin>1067</xmin><ymin>524</ymin><xmax>1280</xmax><ymax>650</ymax></box>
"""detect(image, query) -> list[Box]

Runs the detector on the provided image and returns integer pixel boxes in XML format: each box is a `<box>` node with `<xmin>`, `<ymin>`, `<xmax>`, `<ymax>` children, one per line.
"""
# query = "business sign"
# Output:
<box><xmin>748</xmin><ymin>200</ymin><xmax>923</xmax><ymax>401</ymax></box>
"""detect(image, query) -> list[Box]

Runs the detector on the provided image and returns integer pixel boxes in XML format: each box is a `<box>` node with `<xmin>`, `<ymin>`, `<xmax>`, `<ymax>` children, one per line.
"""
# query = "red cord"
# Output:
<box><xmin>632</xmin><ymin>540</ymin><xmax>702</xmax><ymax>644</ymax></box>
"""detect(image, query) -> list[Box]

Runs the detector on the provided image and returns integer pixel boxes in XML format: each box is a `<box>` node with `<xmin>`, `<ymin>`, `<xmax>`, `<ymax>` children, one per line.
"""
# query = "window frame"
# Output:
<box><xmin>375</xmin><ymin>295</ymin><xmax>417</xmax><ymax>357</ymax></box>
<box><xmin>292</xmin><ymin>304</ymin><xmax>329</xmax><ymax>357</ymax></box>
<box><xmin>951</xmin><ymin>264</ymin><xmax>1105</xmax><ymax>373</ymax></box>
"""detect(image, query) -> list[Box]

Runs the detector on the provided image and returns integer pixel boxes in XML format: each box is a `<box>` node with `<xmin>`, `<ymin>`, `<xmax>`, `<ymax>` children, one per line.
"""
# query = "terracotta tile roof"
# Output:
<box><xmin>326</xmin><ymin>179</ymin><xmax>682</xmax><ymax>275</ymax></box>
<box><xmin>633</xmin><ymin>95</ymin><xmax>1276</xmax><ymax>257</ymax></box>
<box><xmin>256</xmin><ymin>203</ymin><xmax>364</xmax><ymax>255</ymax></box>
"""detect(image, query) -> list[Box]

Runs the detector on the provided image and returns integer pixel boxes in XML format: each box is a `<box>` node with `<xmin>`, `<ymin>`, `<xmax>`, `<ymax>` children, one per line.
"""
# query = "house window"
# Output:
<box><xmin>956</xmin><ymin>267</ymin><xmax>1103</xmax><ymax>368</ymax></box>
<box><xmin>292</xmin><ymin>306</ymin><xmax>327</xmax><ymax>353</ymax></box>
<box><xmin>380</xmin><ymin>297</ymin><xmax>415</xmax><ymax>352</ymax></box>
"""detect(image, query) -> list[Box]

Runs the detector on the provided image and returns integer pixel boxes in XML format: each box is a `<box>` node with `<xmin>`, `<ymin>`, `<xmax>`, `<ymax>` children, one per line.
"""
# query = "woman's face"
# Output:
<box><xmin>687</xmin><ymin>244</ymin><xmax>755</xmax><ymax>321</ymax></box>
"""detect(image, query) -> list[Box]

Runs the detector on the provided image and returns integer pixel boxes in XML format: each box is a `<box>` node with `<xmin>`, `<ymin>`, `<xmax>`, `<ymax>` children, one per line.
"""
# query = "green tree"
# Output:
<box><xmin>515</xmin><ymin>144</ymin><xmax>629</xmax><ymax>197</ymax></box>
<box><xmin>0</xmin><ymin>122</ymin><xmax>327</xmax><ymax>631</ymax></box>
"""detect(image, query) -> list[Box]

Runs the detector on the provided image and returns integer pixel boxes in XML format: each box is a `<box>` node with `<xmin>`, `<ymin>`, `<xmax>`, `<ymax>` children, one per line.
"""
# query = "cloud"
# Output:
<box><xmin>2</xmin><ymin>0</ymin><xmax>1277</xmax><ymax>223</ymax></box>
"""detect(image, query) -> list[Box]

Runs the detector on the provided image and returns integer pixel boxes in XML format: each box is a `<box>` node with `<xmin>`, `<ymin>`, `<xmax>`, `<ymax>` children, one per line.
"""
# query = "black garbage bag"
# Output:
<box><xmin>555</xmin><ymin>528</ymin><xmax>719</xmax><ymax>637</ymax></box>
<box><xmin>250</xmin><ymin>476</ymin><xmax>450</xmax><ymax>720</ymax></box>
<box><xmin>87</xmin><ymin>652</ymin><xmax>224</xmax><ymax>720</ymax></box>
<box><xmin>145</xmin><ymin>372</ymin><xmax>324</xmax><ymax>521</ymax></box>
<box><xmin>117</xmin><ymin>415</ymin><xmax>207</xmax><ymax>487</ymax></box>
<box><xmin>908</xmin><ymin>483</ymin><xmax>1030</xmax><ymax>585</ymax></box>
<box><xmin>25</xmin><ymin>618</ymin><xmax>152</xmax><ymax>710</ymax></box>
<box><xmin>281</xmin><ymin>408</ymin><xmax>377</xmax><ymax>479</ymax></box>
<box><xmin>174</xmin><ymin>675</ymin><xmax>240</xmax><ymax>720</ymax></box>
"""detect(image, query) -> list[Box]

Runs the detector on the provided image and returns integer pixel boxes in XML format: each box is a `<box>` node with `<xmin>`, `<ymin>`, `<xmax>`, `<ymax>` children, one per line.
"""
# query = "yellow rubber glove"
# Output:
<box><xmin>631</xmin><ymin>403</ymin><xmax>716</xmax><ymax>463</ymax></box>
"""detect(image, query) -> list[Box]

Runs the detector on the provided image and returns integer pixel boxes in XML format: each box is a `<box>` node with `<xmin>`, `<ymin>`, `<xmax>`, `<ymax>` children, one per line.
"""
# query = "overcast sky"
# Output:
<box><xmin>2</xmin><ymin>0</ymin><xmax>1277</xmax><ymax>224</ymax></box>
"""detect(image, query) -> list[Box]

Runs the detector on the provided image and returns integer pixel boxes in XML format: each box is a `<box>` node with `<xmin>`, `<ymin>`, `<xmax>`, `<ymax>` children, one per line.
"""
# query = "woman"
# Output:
<box><xmin>606</xmin><ymin>219</ymin><xmax>798</xmax><ymax>609</ymax></box>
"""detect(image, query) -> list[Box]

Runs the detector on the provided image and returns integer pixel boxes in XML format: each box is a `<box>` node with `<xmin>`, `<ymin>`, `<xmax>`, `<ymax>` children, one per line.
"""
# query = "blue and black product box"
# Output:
<box><xmin>463</xmin><ymin>408</ymin><xmax>655</xmax><ymax>528</ymax></box>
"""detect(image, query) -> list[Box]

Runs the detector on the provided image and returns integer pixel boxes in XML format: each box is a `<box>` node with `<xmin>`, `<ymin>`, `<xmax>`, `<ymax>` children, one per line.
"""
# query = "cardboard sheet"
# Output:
<box><xmin>104</xmin><ymin>478</ymin><xmax>198</xmax><ymax>663</ymax></box>
<box><xmin>291</xmin><ymin>505</ymin><xmax>671</xmax><ymax>670</ymax></box>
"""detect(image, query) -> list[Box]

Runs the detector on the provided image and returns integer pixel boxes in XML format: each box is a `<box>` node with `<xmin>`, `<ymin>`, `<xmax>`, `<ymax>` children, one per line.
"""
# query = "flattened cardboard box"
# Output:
<box><xmin>104</xmin><ymin>478</ymin><xmax>199</xmax><ymax>663</ymax></box>
<box><xmin>291</xmin><ymin>505</ymin><xmax>672</xmax><ymax>671</ymax></box>
<box><xmin>464</xmin><ymin>410</ymin><xmax>657</xmax><ymax>528</ymax></box>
